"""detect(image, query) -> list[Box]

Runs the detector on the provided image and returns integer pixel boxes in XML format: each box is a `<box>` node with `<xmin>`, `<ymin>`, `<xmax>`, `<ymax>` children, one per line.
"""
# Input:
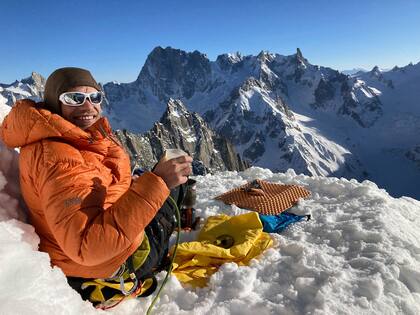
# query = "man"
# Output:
<box><xmin>0</xmin><ymin>67</ymin><xmax>192</xmax><ymax>302</ymax></box>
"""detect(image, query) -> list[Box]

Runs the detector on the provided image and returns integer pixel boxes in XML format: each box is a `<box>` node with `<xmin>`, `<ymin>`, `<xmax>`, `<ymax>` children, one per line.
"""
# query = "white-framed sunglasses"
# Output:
<box><xmin>59</xmin><ymin>91</ymin><xmax>104</xmax><ymax>106</ymax></box>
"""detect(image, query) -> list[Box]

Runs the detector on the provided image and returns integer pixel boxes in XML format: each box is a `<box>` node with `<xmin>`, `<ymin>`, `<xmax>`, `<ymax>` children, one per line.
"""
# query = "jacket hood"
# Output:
<box><xmin>0</xmin><ymin>99</ymin><xmax>111</xmax><ymax>148</ymax></box>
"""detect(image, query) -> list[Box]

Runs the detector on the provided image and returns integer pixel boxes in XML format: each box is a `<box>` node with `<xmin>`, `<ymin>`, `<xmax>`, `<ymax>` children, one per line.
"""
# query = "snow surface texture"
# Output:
<box><xmin>0</xmin><ymin>136</ymin><xmax>419</xmax><ymax>314</ymax></box>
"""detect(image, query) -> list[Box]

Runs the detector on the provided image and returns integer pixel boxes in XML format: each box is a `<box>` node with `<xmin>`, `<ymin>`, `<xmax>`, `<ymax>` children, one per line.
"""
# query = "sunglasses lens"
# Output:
<box><xmin>73</xmin><ymin>93</ymin><xmax>87</xmax><ymax>104</ymax></box>
<box><xmin>89</xmin><ymin>92</ymin><xmax>103</xmax><ymax>104</ymax></box>
<box><xmin>62</xmin><ymin>93</ymin><xmax>85</xmax><ymax>105</ymax></box>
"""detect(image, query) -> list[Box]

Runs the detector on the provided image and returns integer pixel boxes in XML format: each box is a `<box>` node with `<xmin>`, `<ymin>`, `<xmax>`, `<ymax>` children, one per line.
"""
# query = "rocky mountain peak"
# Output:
<box><xmin>257</xmin><ymin>50</ymin><xmax>275</xmax><ymax>63</ymax></box>
<box><xmin>21</xmin><ymin>72</ymin><xmax>46</xmax><ymax>89</ymax></box>
<box><xmin>114</xmin><ymin>98</ymin><xmax>246</xmax><ymax>174</ymax></box>
<box><xmin>226</xmin><ymin>52</ymin><xmax>243</xmax><ymax>63</ymax></box>
<box><xmin>162</xmin><ymin>98</ymin><xmax>192</xmax><ymax>124</ymax></box>
<box><xmin>371</xmin><ymin>65</ymin><xmax>380</xmax><ymax>73</ymax></box>
<box><xmin>240</xmin><ymin>77</ymin><xmax>263</xmax><ymax>92</ymax></box>
<box><xmin>166</xmin><ymin>98</ymin><xmax>189</xmax><ymax>114</ymax></box>
<box><xmin>140</xmin><ymin>46</ymin><xmax>210</xmax><ymax>78</ymax></box>
<box><xmin>295</xmin><ymin>48</ymin><xmax>308</xmax><ymax>66</ymax></box>
<box><xmin>215</xmin><ymin>52</ymin><xmax>243</xmax><ymax>72</ymax></box>
<box><xmin>366</xmin><ymin>65</ymin><xmax>394</xmax><ymax>88</ymax></box>
<box><xmin>137</xmin><ymin>46</ymin><xmax>211</xmax><ymax>101</ymax></box>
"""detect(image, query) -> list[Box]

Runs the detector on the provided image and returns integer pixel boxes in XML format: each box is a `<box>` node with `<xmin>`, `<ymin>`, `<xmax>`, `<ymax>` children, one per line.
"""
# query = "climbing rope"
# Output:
<box><xmin>145</xmin><ymin>195</ymin><xmax>181</xmax><ymax>315</ymax></box>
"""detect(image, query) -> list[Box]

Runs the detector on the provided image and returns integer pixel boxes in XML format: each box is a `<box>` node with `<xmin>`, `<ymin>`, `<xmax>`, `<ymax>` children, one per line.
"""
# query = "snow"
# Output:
<box><xmin>170</xmin><ymin>108</ymin><xmax>181</xmax><ymax>118</ymax></box>
<box><xmin>369</xmin><ymin>87</ymin><xmax>382</xmax><ymax>96</ymax></box>
<box><xmin>6</xmin><ymin>86</ymin><xmax>32</xmax><ymax>97</ymax></box>
<box><xmin>0</xmin><ymin>101</ymin><xmax>11</xmax><ymax>122</ymax></box>
<box><xmin>185</xmin><ymin>136</ymin><xmax>197</xmax><ymax>143</ymax></box>
<box><xmin>226</xmin><ymin>52</ymin><xmax>242</xmax><ymax>63</ymax></box>
<box><xmin>0</xmin><ymin>137</ymin><xmax>419</xmax><ymax>314</ymax></box>
<box><xmin>177</xmin><ymin>126</ymin><xmax>197</xmax><ymax>143</ymax></box>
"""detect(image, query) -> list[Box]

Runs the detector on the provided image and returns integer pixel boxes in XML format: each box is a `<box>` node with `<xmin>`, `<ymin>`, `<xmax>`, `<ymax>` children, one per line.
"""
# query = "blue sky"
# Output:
<box><xmin>1</xmin><ymin>0</ymin><xmax>420</xmax><ymax>83</ymax></box>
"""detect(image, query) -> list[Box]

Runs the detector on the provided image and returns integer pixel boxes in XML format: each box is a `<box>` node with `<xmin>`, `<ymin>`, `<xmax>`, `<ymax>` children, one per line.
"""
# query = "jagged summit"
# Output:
<box><xmin>226</xmin><ymin>52</ymin><xmax>242</xmax><ymax>62</ymax></box>
<box><xmin>114</xmin><ymin>98</ymin><xmax>246</xmax><ymax>174</ymax></box>
<box><xmin>371</xmin><ymin>65</ymin><xmax>380</xmax><ymax>73</ymax></box>
<box><xmin>215</xmin><ymin>52</ymin><xmax>245</xmax><ymax>72</ymax></box>
<box><xmin>21</xmin><ymin>72</ymin><xmax>45</xmax><ymax>88</ymax></box>
<box><xmin>166</xmin><ymin>98</ymin><xmax>189</xmax><ymax>116</ymax></box>
<box><xmin>295</xmin><ymin>47</ymin><xmax>308</xmax><ymax>67</ymax></box>
<box><xmin>137</xmin><ymin>46</ymin><xmax>211</xmax><ymax>101</ymax></box>
<box><xmin>296</xmin><ymin>47</ymin><xmax>303</xmax><ymax>59</ymax></box>
<box><xmin>257</xmin><ymin>50</ymin><xmax>276</xmax><ymax>63</ymax></box>
<box><xmin>160</xmin><ymin>98</ymin><xmax>191</xmax><ymax>122</ymax></box>
<box><xmin>141</xmin><ymin>46</ymin><xmax>209</xmax><ymax>73</ymax></box>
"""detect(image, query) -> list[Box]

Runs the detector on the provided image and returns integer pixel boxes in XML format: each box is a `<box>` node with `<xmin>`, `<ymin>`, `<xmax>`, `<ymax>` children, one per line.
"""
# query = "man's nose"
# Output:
<box><xmin>79</xmin><ymin>99</ymin><xmax>95</xmax><ymax>109</ymax></box>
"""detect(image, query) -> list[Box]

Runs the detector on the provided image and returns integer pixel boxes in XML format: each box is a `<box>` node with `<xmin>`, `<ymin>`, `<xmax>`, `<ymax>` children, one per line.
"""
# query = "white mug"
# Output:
<box><xmin>162</xmin><ymin>148</ymin><xmax>188</xmax><ymax>161</ymax></box>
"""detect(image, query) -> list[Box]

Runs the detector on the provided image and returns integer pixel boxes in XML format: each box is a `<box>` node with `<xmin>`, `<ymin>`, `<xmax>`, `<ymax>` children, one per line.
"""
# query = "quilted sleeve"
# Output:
<box><xmin>37</xmin><ymin>160</ymin><xmax>170</xmax><ymax>266</ymax></box>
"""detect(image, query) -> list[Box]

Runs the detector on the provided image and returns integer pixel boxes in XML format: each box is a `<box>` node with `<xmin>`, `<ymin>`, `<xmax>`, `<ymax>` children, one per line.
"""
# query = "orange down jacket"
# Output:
<box><xmin>0</xmin><ymin>100</ymin><xmax>170</xmax><ymax>278</ymax></box>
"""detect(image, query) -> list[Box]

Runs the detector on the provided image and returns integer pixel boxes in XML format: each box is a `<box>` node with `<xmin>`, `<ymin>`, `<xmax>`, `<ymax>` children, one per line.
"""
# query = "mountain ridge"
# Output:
<box><xmin>2</xmin><ymin>48</ymin><xmax>420</xmax><ymax>199</ymax></box>
<box><xmin>102</xmin><ymin>46</ymin><xmax>420</xmax><ymax>198</ymax></box>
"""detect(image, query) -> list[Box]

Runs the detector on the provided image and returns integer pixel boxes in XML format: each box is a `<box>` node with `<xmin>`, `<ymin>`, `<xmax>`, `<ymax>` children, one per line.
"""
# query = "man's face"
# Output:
<box><xmin>60</xmin><ymin>86</ymin><xmax>102</xmax><ymax>130</ymax></box>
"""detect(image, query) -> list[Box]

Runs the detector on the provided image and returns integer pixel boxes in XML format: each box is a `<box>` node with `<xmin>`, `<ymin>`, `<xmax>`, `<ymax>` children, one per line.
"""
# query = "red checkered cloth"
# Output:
<box><xmin>215</xmin><ymin>179</ymin><xmax>311</xmax><ymax>215</ymax></box>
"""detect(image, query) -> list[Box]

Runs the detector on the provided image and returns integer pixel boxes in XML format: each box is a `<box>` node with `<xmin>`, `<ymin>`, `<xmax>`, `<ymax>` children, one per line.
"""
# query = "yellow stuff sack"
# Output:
<box><xmin>171</xmin><ymin>212</ymin><xmax>272</xmax><ymax>287</ymax></box>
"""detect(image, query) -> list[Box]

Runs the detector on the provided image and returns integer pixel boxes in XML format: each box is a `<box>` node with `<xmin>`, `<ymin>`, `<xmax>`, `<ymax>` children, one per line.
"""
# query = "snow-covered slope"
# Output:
<box><xmin>0</xmin><ymin>142</ymin><xmax>419</xmax><ymax>314</ymax></box>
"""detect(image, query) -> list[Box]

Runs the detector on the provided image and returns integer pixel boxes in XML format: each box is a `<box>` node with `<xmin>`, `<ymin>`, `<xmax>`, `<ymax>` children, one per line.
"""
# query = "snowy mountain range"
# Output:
<box><xmin>340</xmin><ymin>68</ymin><xmax>367</xmax><ymax>75</ymax></box>
<box><xmin>1</xmin><ymin>47</ymin><xmax>420</xmax><ymax>199</ymax></box>
<box><xmin>102</xmin><ymin>47</ymin><xmax>420</xmax><ymax>199</ymax></box>
<box><xmin>0</xmin><ymin>72</ymin><xmax>45</xmax><ymax>105</ymax></box>
<box><xmin>103</xmin><ymin>48</ymin><xmax>373</xmax><ymax>179</ymax></box>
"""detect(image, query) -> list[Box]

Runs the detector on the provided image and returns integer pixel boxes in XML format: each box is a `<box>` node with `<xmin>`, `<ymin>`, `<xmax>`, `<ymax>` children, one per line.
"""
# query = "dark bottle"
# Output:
<box><xmin>181</xmin><ymin>179</ymin><xmax>200</xmax><ymax>230</ymax></box>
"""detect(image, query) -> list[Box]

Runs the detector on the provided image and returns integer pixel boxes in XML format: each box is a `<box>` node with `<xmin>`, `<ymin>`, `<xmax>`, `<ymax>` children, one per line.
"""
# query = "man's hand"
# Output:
<box><xmin>152</xmin><ymin>155</ymin><xmax>193</xmax><ymax>189</ymax></box>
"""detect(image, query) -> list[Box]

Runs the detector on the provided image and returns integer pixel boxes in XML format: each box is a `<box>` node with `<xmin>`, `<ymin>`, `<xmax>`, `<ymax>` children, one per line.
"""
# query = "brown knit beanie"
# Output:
<box><xmin>44</xmin><ymin>67</ymin><xmax>101</xmax><ymax>114</ymax></box>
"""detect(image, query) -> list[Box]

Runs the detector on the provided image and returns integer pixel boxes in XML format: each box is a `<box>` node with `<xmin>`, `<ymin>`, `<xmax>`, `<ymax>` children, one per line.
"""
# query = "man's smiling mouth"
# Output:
<box><xmin>75</xmin><ymin>115</ymin><xmax>95</xmax><ymax>120</ymax></box>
